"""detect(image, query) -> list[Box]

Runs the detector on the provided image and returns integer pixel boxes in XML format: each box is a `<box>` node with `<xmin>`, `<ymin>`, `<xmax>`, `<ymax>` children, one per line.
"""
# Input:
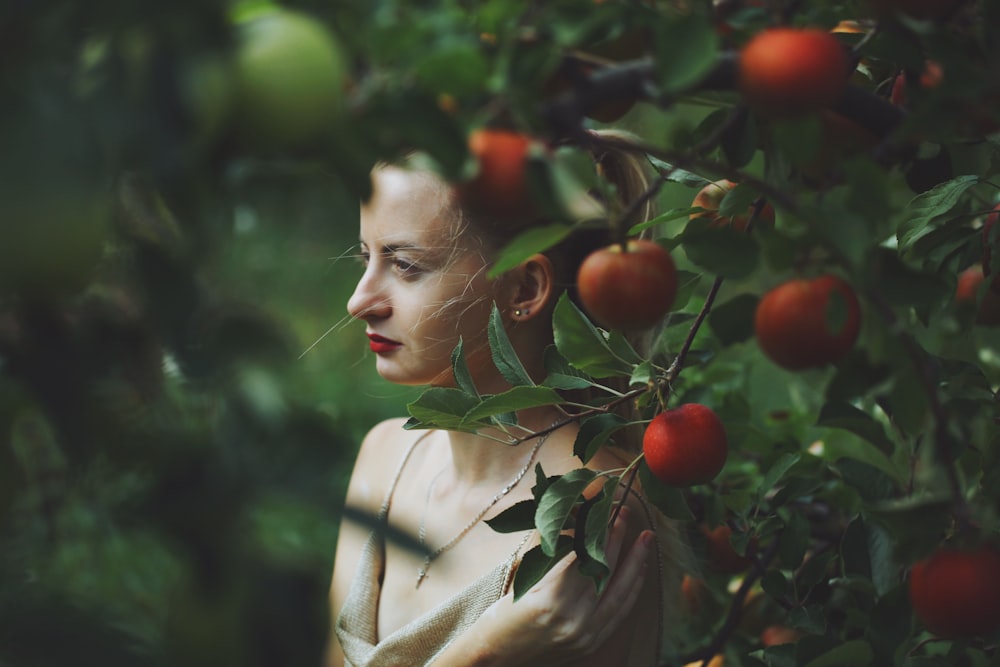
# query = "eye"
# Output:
<box><xmin>393</xmin><ymin>257</ymin><xmax>422</xmax><ymax>277</ymax></box>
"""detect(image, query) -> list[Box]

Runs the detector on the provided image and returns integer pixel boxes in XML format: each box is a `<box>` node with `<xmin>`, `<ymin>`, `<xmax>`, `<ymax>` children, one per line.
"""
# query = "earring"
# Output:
<box><xmin>514</xmin><ymin>308</ymin><xmax>528</xmax><ymax>317</ymax></box>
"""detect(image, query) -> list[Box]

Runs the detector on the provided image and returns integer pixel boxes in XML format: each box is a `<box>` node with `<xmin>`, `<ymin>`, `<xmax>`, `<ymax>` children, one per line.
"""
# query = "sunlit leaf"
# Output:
<box><xmin>463</xmin><ymin>386</ymin><xmax>563</xmax><ymax>423</ymax></box>
<box><xmin>406</xmin><ymin>388</ymin><xmax>481</xmax><ymax>431</ymax></box>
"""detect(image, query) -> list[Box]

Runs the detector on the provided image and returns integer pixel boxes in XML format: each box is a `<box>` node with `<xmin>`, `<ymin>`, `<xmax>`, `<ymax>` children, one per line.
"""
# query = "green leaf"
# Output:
<box><xmin>485</xmin><ymin>499</ymin><xmax>537</xmax><ymax>534</ymax></box>
<box><xmin>708</xmin><ymin>293</ymin><xmax>759</xmax><ymax>345</ymax></box>
<box><xmin>489</xmin><ymin>224</ymin><xmax>574</xmax><ymax>278</ymax></box>
<box><xmin>637</xmin><ymin>462</ymin><xmax>695</xmax><ymax>521</ymax></box>
<box><xmin>451</xmin><ymin>339</ymin><xmax>479</xmax><ymax>398</ymax></box>
<box><xmin>646</xmin><ymin>157</ymin><xmax>707</xmax><ymax>187</ymax></box>
<box><xmin>573</xmin><ymin>413</ymin><xmax>629</xmax><ymax>463</ymax></box>
<box><xmin>722</xmin><ymin>107</ymin><xmax>756</xmax><ymax>168</ymax></box>
<box><xmin>580</xmin><ymin>478</ymin><xmax>617</xmax><ymax>584</ymax></box>
<box><xmin>816</xmin><ymin>402</ymin><xmax>894</xmax><ymax>455</ymax></box>
<box><xmin>406</xmin><ymin>388</ymin><xmax>481</xmax><ymax>431</ymax></box>
<box><xmin>536</xmin><ymin>469</ymin><xmax>597</xmax><ymax>556</ymax></box>
<box><xmin>463</xmin><ymin>386</ymin><xmax>563</xmax><ymax>424</ymax></box>
<box><xmin>488</xmin><ymin>304</ymin><xmax>534</xmax><ymax>386</ymax></box>
<box><xmin>542</xmin><ymin>345</ymin><xmax>595</xmax><ymax>390</ymax></box>
<box><xmin>833</xmin><ymin>457</ymin><xmax>898</xmax><ymax>503</ymax></box>
<box><xmin>803</xmin><ymin>639</ymin><xmax>874</xmax><ymax>667</ymax></box>
<box><xmin>552</xmin><ymin>293</ymin><xmax>632</xmax><ymax>378</ymax></box>
<box><xmin>772</xmin><ymin>115</ymin><xmax>823</xmax><ymax>167</ymax></box>
<box><xmin>897</xmin><ymin>175</ymin><xmax>979</xmax><ymax>251</ymax></box>
<box><xmin>758</xmin><ymin>453</ymin><xmax>801</xmax><ymax>503</ymax></box>
<box><xmin>777</xmin><ymin>510</ymin><xmax>809</xmax><ymax>570</ymax></box>
<box><xmin>414</xmin><ymin>40</ymin><xmax>490</xmax><ymax>97</ymax></box>
<box><xmin>653</xmin><ymin>14</ymin><xmax>719</xmax><ymax>93</ymax></box>
<box><xmin>629</xmin><ymin>207</ymin><xmax>701</xmax><ymax>236</ymax></box>
<box><xmin>512</xmin><ymin>538</ymin><xmax>574</xmax><ymax>601</ymax></box>
<box><xmin>680</xmin><ymin>220</ymin><xmax>760</xmax><ymax>279</ymax></box>
<box><xmin>869</xmin><ymin>584</ymin><xmax>913</xmax><ymax>662</ymax></box>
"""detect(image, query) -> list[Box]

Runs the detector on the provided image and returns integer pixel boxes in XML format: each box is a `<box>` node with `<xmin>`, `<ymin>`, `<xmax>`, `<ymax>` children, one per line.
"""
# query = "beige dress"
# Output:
<box><xmin>335</xmin><ymin>432</ymin><xmax>528</xmax><ymax>667</ymax></box>
<box><xmin>335</xmin><ymin>432</ymin><xmax>670</xmax><ymax>667</ymax></box>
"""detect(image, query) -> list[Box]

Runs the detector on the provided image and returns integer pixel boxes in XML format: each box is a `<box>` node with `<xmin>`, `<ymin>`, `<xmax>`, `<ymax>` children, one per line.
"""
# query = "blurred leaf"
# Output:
<box><xmin>722</xmin><ymin>107</ymin><xmax>756</xmax><ymax>168</ymax></box>
<box><xmin>414</xmin><ymin>39</ymin><xmax>490</xmax><ymax>97</ymax></box>
<box><xmin>869</xmin><ymin>584</ymin><xmax>912</xmax><ymax>663</ymax></box>
<box><xmin>708</xmin><ymin>292</ymin><xmax>758</xmax><ymax>345</ymax></box>
<box><xmin>777</xmin><ymin>510</ymin><xmax>809</xmax><ymax>571</ymax></box>
<box><xmin>803</xmin><ymin>639</ymin><xmax>874</xmax><ymax>667</ymax></box>
<box><xmin>489</xmin><ymin>224</ymin><xmax>573</xmax><ymax>277</ymax></box>
<box><xmin>653</xmin><ymin>13</ymin><xmax>718</xmax><ymax>93</ymax></box>
<box><xmin>680</xmin><ymin>220</ymin><xmax>760</xmax><ymax>279</ymax></box>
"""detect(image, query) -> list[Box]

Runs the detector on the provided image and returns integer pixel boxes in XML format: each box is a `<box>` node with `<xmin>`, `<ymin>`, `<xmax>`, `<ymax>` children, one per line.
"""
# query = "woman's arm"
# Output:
<box><xmin>429</xmin><ymin>505</ymin><xmax>657</xmax><ymax>667</ymax></box>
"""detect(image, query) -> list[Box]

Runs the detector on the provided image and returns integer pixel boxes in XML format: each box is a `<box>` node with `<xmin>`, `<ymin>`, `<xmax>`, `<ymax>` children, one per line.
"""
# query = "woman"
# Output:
<box><xmin>327</xmin><ymin>131</ymin><xmax>689</xmax><ymax>666</ymax></box>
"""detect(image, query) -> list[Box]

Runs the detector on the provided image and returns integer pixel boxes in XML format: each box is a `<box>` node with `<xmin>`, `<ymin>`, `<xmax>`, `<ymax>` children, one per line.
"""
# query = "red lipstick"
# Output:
<box><xmin>367</xmin><ymin>332</ymin><xmax>402</xmax><ymax>354</ymax></box>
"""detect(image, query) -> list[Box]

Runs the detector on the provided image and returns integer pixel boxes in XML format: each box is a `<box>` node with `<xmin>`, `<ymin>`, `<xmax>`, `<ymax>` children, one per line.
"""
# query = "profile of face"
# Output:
<box><xmin>347</xmin><ymin>165</ymin><xmax>508</xmax><ymax>389</ymax></box>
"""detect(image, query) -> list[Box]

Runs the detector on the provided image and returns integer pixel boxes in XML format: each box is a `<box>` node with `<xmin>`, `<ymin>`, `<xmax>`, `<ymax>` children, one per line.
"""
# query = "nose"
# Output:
<box><xmin>347</xmin><ymin>265</ymin><xmax>390</xmax><ymax>321</ymax></box>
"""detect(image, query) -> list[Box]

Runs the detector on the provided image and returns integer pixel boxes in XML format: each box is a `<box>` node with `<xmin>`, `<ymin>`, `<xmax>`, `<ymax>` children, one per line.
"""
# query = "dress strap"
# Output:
<box><xmin>376</xmin><ymin>429</ymin><xmax>436</xmax><ymax>522</ymax></box>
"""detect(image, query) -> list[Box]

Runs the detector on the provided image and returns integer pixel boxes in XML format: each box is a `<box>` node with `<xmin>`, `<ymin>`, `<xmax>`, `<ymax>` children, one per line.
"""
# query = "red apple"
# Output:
<box><xmin>909</xmin><ymin>544</ymin><xmax>1000</xmax><ymax>638</ymax></box>
<box><xmin>738</xmin><ymin>28</ymin><xmax>850</xmax><ymax>117</ymax></box>
<box><xmin>642</xmin><ymin>404</ymin><xmax>728</xmax><ymax>487</ymax></box>
<box><xmin>755</xmin><ymin>274</ymin><xmax>861</xmax><ymax>370</ymax></box>
<box><xmin>576</xmin><ymin>239</ymin><xmax>678</xmax><ymax>330</ymax></box>
<box><xmin>689</xmin><ymin>180</ymin><xmax>775</xmax><ymax>232</ymax></box>
<box><xmin>456</xmin><ymin>128</ymin><xmax>541</xmax><ymax>219</ymax></box>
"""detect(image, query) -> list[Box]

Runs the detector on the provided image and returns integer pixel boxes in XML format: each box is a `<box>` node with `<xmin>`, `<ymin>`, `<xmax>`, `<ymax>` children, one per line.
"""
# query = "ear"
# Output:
<box><xmin>506</xmin><ymin>254</ymin><xmax>555</xmax><ymax>321</ymax></box>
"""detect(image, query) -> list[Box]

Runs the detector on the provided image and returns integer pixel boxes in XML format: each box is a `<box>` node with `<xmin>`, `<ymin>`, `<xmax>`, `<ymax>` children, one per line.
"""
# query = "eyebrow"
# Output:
<box><xmin>360</xmin><ymin>240</ymin><xmax>453</xmax><ymax>265</ymax></box>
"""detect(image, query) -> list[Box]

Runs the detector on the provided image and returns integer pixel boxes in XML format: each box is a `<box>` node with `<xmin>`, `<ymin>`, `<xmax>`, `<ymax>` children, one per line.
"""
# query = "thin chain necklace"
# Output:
<box><xmin>415</xmin><ymin>426</ymin><xmax>555</xmax><ymax>588</ymax></box>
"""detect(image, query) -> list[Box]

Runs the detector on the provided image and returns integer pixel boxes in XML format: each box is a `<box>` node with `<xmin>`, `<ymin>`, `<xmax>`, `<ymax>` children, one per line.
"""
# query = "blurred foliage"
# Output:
<box><xmin>3</xmin><ymin>0</ymin><xmax>1000</xmax><ymax>666</ymax></box>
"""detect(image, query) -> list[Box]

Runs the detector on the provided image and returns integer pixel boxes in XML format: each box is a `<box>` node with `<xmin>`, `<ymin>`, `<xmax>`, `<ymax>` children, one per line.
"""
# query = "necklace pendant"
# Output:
<box><xmin>416</xmin><ymin>557</ymin><xmax>431</xmax><ymax>588</ymax></box>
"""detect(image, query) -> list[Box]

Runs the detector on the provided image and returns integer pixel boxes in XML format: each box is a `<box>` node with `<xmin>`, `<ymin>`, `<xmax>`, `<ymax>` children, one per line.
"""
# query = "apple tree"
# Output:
<box><xmin>2</xmin><ymin>1</ymin><xmax>1000</xmax><ymax>666</ymax></box>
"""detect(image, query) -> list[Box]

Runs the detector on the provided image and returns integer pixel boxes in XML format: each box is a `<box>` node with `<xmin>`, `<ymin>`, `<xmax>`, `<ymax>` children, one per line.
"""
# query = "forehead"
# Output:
<box><xmin>360</xmin><ymin>166</ymin><xmax>457</xmax><ymax>246</ymax></box>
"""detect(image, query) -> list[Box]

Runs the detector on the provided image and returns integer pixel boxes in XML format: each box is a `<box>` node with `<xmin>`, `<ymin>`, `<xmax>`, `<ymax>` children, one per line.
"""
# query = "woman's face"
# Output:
<box><xmin>347</xmin><ymin>165</ymin><xmax>504</xmax><ymax>388</ymax></box>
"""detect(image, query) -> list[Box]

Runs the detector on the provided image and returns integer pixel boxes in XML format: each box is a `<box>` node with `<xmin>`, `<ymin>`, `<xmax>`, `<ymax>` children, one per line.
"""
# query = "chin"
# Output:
<box><xmin>375</xmin><ymin>359</ymin><xmax>450</xmax><ymax>387</ymax></box>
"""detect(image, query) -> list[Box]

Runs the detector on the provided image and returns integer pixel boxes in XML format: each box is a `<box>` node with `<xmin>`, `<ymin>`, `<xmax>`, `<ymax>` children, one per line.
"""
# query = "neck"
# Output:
<box><xmin>441</xmin><ymin>408</ymin><xmax>563</xmax><ymax>487</ymax></box>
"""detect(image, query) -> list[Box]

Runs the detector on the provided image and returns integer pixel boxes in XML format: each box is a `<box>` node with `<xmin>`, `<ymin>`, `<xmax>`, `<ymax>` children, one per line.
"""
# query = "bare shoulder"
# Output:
<box><xmin>327</xmin><ymin>417</ymin><xmax>419</xmax><ymax>666</ymax></box>
<box><xmin>348</xmin><ymin>416</ymin><xmax>415</xmax><ymax>502</ymax></box>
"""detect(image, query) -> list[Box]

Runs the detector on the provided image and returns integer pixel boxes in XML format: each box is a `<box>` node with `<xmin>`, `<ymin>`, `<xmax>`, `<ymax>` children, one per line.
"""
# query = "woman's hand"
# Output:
<box><xmin>430</xmin><ymin>505</ymin><xmax>656</xmax><ymax>667</ymax></box>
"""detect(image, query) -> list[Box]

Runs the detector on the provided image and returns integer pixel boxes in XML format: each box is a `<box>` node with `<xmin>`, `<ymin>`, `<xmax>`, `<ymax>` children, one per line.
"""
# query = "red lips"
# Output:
<box><xmin>367</xmin><ymin>332</ymin><xmax>402</xmax><ymax>354</ymax></box>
